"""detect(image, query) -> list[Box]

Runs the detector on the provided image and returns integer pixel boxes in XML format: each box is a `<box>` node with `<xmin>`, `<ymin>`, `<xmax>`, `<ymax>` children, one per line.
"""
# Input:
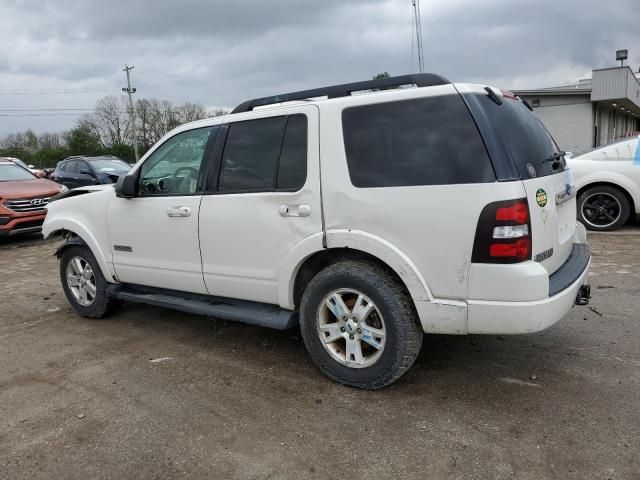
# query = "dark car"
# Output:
<box><xmin>51</xmin><ymin>156</ymin><xmax>131</xmax><ymax>189</ymax></box>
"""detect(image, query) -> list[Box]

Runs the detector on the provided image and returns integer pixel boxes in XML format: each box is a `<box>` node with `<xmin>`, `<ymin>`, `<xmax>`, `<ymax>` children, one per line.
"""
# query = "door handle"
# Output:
<box><xmin>167</xmin><ymin>206</ymin><xmax>191</xmax><ymax>217</ymax></box>
<box><xmin>279</xmin><ymin>204</ymin><xmax>311</xmax><ymax>217</ymax></box>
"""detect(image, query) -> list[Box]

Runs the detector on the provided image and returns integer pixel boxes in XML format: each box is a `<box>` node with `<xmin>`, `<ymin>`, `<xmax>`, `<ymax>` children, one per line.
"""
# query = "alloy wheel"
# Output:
<box><xmin>66</xmin><ymin>256</ymin><xmax>97</xmax><ymax>306</ymax></box>
<box><xmin>316</xmin><ymin>289</ymin><xmax>386</xmax><ymax>368</ymax></box>
<box><xmin>581</xmin><ymin>192</ymin><xmax>622</xmax><ymax>229</ymax></box>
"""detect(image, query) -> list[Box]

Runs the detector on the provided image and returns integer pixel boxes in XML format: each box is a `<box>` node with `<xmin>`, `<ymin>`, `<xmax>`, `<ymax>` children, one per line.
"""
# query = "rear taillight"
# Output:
<box><xmin>472</xmin><ymin>199</ymin><xmax>531</xmax><ymax>263</ymax></box>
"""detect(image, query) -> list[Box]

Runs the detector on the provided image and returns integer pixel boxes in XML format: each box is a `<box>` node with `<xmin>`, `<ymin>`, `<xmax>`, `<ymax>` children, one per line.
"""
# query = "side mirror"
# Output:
<box><xmin>80</xmin><ymin>168</ymin><xmax>94</xmax><ymax>176</ymax></box>
<box><xmin>115</xmin><ymin>174</ymin><xmax>138</xmax><ymax>198</ymax></box>
<box><xmin>27</xmin><ymin>164</ymin><xmax>35</xmax><ymax>169</ymax></box>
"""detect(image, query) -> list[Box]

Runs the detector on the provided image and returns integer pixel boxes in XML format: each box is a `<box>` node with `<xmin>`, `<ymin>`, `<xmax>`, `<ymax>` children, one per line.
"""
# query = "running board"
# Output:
<box><xmin>110</xmin><ymin>286</ymin><xmax>298</xmax><ymax>330</ymax></box>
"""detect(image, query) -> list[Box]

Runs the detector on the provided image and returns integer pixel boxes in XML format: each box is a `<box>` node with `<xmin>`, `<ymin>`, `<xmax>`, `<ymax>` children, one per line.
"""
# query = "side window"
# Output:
<box><xmin>276</xmin><ymin>115</ymin><xmax>307</xmax><ymax>190</ymax></box>
<box><xmin>342</xmin><ymin>95</ymin><xmax>495</xmax><ymax>187</ymax></box>
<box><xmin>218</xmin><ymin>117</ymin><xmax>287</xmax><ymax>192</ymax></box>
<box><xmin>77</xmin><ymin>161</ymin><xmax>91</xmax><ymax>175</ymax></box>
<box><xmin>65</xmin><ymin>160</ymin><xmax>78</xmax><ymax>174</ymax></box>
<box><xmin>57</xmin><ymin>162</ymin><xmax>67</xmax><ymax>172</ymax></box>
<box><xmin>139</xmin><ymin>127</ymin><xmax>214</xmax><ymax>195</ymax></box>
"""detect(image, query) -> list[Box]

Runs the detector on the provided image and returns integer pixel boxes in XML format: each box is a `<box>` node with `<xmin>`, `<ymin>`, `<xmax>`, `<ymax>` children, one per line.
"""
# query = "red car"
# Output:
<box><xmin>0</xmin><ymin>158</ymin><xmax>67</xmax><ymax>237</ymax></box>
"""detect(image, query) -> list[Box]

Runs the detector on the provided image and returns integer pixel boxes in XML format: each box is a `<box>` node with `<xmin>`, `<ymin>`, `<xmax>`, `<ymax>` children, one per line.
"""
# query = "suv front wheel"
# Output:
<box><xmin>299</xmin><ymin>260</ymin><xmax>423</xmax><ymax>389</ymax></box>
<box><xmin>59</xmin><ymin>245</ymin><xmax>117</xmax><ymax>318</ymax></box>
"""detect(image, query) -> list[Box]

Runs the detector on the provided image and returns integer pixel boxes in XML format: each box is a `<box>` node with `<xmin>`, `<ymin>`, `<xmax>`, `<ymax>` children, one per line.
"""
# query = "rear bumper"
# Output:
<box><xmin>466</xmin><ymin>248</ymin><xmax>591</xmax><ymax>334</ymax></box>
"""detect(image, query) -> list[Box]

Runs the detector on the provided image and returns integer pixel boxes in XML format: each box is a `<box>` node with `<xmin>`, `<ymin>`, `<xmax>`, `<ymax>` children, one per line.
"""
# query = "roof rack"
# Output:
<box><xmin>231</xmin><ymin>73</ymin><xmax>450</xmax><ymax>114</ymax></box>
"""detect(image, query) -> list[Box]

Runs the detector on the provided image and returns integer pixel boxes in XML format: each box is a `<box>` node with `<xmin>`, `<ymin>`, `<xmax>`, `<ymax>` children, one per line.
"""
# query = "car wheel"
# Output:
<box><xmin>59</xmin><ymin>245</ymin><xmax>117</xmax><ymax>318</ymax></box>
<box><xmin>299</xmin><ymin>260</ymin><xmax>423</xmax><ymax>389</ymax></box>
<box><xmin>578</xmin><ymin>185</ymin><xmax>630</xmax><ymax>231</ymax></box>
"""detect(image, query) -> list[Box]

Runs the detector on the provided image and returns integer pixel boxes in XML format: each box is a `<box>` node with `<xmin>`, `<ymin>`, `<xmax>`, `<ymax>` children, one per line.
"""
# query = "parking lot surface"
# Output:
<box><xmin>1</xmin><ymin>231</ymin><xmax>639</xmax><ymax>479</ymax></box>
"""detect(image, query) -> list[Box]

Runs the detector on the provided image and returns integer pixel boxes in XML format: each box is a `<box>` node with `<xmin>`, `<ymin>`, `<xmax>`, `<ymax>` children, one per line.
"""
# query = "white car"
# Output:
<box><xmin>568</xmin><ymin>137</ymin><xmax>640</xmax><ymax>231</ymax></box>
<box><xmin>43</xmin><ymin>74</ymin><xmax>591</xmax><ymax>388</ymax></box>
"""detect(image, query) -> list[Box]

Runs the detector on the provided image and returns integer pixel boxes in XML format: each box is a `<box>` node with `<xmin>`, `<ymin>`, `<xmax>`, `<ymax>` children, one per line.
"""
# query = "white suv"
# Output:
<box><xmin>43</xmin><ymin>74</ymin><xmax>591</xmax><ymax>389</ymax></box>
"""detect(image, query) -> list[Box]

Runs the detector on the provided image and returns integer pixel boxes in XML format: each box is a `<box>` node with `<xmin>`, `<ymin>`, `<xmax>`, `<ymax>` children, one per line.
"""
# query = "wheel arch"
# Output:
<box><xmin>279</xmin><ymin>229</ymin><xmax>433</xmax><ymax>310</ymax></box>
<box><xmin>45</xmin><ymin>223</ymin><xmax>116</xmax><ymax>282</ymax></box>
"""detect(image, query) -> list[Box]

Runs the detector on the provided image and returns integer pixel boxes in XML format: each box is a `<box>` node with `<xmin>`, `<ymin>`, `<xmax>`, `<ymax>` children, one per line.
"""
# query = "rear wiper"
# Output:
<box><xmin>541</xmin><ymin>151</ymin><xmax>566</xmax><ymax>164</ymax></box>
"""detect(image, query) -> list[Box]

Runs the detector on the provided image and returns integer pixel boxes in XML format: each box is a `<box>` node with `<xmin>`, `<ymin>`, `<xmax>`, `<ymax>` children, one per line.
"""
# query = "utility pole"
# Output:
<box><xmin>122</xmin><ymin>65</ymin><xmax>139</xmax><ymax>162</ymax></box>
<box><xmin>412</xmin><ymin>0</ymin><xmax>425</xmax><ymax>73</ymax></box>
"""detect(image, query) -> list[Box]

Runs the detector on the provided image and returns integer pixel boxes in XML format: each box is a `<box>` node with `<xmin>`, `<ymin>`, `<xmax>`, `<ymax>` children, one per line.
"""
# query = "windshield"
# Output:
<box><xmin>89</xmin><ymin>158</ymin><xmax>131</xmax><ymax>174</ymax></box>
<box><xmin>11</xmin><ymin>158</ymin><xmax>30</xmax><ymax>170</ymax></box>
<box><xmin>0</xmin><ymin>163</ymin><xmax>36</xmax><ymax>181</ymax></box>
<box><xmin>471</xmin><ymin>94</ymin><xmax>566</xmax><ymax>179</ymax></box>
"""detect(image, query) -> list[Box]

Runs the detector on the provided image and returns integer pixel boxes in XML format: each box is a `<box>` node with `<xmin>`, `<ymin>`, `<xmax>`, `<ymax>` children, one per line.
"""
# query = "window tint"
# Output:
<box><xmin>219</xmin><ymin>117</ymin><xmax>287</xmax><ymax>192</ymax></box>
<box><xmin>139</xmin><ymin>127</ymin><xmax>214</xmax><ymax>195</ymax></box>
<box><xmin>77</xmin><ymin>161</ymin><xmax>91</xmax><ymax>174</ymax></box>
<box><xmin>63</xmin><ymin>160</ymin><xmax>78</xmax><ymax>174</ymax></box>
<box><xmin>342</xmin><ymin>95</ymin><xmax>495</xmax><ymax>188</ymax></box>
<box><xmin>471</xmin><ymin>94</ymin><xmax>564</xmax><ymax>179</ymax></box>
<box><xmin>276</xmin><ymin>115</ymin><xmax>307</xmax><ymax>190</ymax></box>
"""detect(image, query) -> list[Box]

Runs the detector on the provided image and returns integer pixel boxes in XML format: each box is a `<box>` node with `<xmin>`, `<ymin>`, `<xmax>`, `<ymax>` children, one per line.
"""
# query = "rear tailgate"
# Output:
<box><xmin>461</xmin><ymin>88</ymin><xmax>578</xmax><ymax>274</ymax></box>
<box><xmin>522</xmin><ymin>169</ymin><xmax>576</xmax><ymax>274</ymax></box>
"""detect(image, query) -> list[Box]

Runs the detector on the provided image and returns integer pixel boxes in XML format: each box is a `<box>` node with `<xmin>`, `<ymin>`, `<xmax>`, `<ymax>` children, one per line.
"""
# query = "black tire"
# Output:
<box><xmin>577</xmin><ymin>185</ymin><xmax>631</xmax><ymax>231</ymax></box>
<box><xmin>299</xmin><ymin>260</ymin><xmax>423</xmax><ymax>389</ymax></box>
<box><xmin>59</xmin><ymin>245</ymin><xmax>117</xmax><ymax>318</ymax></box>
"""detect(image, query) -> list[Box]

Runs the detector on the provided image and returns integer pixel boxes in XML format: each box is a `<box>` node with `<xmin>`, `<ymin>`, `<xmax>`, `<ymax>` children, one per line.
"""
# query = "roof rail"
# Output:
<box><xmin>231</xmin><ymin>73</ymin><xmax>450</xmax><ymax>114</ymax></box>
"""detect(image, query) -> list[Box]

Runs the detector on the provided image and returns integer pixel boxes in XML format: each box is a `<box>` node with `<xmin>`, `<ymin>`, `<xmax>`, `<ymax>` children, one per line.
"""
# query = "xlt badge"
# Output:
<box><xmin>534</xmin><ymin>247</ymin><xmax>553</xmax><ymax>262</ymax></box>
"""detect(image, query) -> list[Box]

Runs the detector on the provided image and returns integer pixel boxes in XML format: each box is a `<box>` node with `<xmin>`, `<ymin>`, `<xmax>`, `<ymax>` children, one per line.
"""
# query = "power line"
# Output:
<box><xmin>0</xmin><ymin>88</ymin><xmax>116</xmax><ymax>95</ymax></box>
<box><xmin>0</xmin><ymin>108</ymin><xmax>98</xmax><ymax>112</ymax></box>
<box><xmin>0</xmin><ymin>113</ymin><xmax>88</xmax><ymax>117</ymax></box>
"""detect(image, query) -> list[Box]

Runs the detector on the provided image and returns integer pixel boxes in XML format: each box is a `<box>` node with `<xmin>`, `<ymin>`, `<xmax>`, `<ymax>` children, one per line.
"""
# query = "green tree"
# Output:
<box><xmin>372</xmin><ymin>72</ymin><xmax>391</xmax><ymax>80</ymax></box>
<box><xmin>64</xmin><ymin>124</ymin><xmax>103</xmax><ymax>157</ymax></box>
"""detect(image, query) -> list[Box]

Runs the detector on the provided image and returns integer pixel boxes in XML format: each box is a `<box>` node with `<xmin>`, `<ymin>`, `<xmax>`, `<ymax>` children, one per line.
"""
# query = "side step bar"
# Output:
<box><xmin>110</xmin><ymin>286</ymin><xmax>299</xmax><ymax>330</ymax></box>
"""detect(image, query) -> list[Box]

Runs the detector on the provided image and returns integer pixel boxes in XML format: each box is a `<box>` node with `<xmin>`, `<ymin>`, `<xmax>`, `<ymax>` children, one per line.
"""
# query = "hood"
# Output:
<box><xmin>49</xmin><ymin>183</ymin><xmax>114</xmax><ymax>203</ymax></box>
<box><xmin>0</xmin><ymin>178</ymin><xmax>62</xmax><ymax>199</ymax></box>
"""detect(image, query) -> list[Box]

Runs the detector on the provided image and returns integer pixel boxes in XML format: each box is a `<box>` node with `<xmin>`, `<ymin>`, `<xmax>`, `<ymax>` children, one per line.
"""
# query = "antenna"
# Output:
<box><xmin>412</xmin><ymin>0</ymin><xmax>425</xmax><ymax>73</ymax></box>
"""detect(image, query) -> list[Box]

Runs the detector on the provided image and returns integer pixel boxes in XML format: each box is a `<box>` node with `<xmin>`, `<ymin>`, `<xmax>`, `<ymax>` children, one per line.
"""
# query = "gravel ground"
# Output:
<box><xmin>0</xmin><ymin>231</ymin><xmax>638</xmax><ymax>479</ymax></box>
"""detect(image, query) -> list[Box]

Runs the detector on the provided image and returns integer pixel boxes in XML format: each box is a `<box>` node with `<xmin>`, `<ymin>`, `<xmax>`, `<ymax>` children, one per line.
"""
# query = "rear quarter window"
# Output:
<box><xmin>465</xmin><ymin>94</ymin><xmax>566</xmax><ymax>179</ymax></box>
<box><xmin>342</xmin><ymin>95</ymin><xmax>495</xmax><ymax>188</ymax></box>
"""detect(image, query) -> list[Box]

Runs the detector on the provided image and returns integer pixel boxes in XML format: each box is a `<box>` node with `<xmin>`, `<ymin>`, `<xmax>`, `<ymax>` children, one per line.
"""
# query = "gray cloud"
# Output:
<box><xmin>1</xmin><ymin>0</ymin><xmax>639</xmax><ymax>135</ymax></box>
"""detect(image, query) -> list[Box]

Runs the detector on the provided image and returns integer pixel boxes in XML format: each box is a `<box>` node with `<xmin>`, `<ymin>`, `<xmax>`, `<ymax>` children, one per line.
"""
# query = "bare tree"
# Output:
<box><xmin>38</xmin><ymin>132</ymin><xmax>62</xmax><ymax>149</ymax></box>
<box><xmin>81</xmin><ymin>95</ymin><xmax>131</xmax><ymax>147</ymax></box>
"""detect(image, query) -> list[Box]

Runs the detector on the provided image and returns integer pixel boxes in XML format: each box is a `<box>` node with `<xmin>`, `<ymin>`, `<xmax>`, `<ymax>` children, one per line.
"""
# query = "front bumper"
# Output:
<box><xmin>466</xmin><ymin>244</ymin><xmax>591</xmax><ymax>334</ymax></box>
<box><xmin>0</xmin><ymin>213</ymin><xmax>46</xmax><ymax>236</ymax></box>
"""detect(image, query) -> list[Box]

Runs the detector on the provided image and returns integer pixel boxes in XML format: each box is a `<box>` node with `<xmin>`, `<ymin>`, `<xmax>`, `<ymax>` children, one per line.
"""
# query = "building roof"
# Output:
<box><xmin>513</xmin><ymin>66</ymin><xmax>640</xmax><ymax>115</ymax></box>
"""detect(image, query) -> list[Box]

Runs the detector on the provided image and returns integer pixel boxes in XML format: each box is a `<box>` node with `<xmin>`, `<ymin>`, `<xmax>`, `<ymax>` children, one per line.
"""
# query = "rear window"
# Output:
<box><xmin>342</xmin><ymin>95</ymin><xmax>495</xmax><ymax>188</ymax></box>
<box><xmin>471</xmin><ymin>94</ymin><xmax>565</xmax><ymax>179</ymax></box>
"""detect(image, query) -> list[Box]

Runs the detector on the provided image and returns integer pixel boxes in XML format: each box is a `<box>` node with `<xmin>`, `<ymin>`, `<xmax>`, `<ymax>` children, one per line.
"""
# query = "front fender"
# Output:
<box><xmin>43</xmin><ymin>190</ymin><xmax>116</xmax><ymax>282</ymax></box>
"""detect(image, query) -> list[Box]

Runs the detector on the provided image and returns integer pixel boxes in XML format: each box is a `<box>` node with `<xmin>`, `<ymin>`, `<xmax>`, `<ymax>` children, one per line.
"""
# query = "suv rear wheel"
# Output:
<box><xmin>299</xmin><ymin>260</ymin><xmax>423</xmax><ymax>389</ymax></box>
<box><xmin>59</xmin><ymin>245</ymin><xmax>117</xmax><ymax>318</ymax></box>
<box><xmin>578</xmin><ymin>185</ymin><xmax>630</xmax><ymax>231</ymax></box>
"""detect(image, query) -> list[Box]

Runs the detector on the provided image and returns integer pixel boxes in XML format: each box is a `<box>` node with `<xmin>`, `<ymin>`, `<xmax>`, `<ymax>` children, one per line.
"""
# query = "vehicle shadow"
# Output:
<box><xmin>0</xmin><ymin>232</ymin><xmax>49</xmax><ymax>249</ymax></box>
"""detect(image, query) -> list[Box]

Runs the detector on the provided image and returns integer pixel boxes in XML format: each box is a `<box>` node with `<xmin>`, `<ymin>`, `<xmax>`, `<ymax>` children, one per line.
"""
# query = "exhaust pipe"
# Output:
<box><xmin>575</xmin><ymin>284</ymin><xmax>591</xmax><ymax>306</ymax></box>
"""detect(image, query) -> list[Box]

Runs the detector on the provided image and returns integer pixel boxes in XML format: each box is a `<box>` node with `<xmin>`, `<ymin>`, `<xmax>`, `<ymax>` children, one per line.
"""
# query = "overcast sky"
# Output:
<box><xmin>0</xmin><ymin>0</ymin><xmax>638</xmax><ymax>136</ymax></box>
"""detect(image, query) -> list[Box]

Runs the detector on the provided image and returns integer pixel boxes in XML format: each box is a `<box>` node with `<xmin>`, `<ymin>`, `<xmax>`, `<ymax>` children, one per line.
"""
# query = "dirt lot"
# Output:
<box><xmin>1</xmin><ymin>231</ymin><xmax>639</xmax><ymax>479</ymax></box>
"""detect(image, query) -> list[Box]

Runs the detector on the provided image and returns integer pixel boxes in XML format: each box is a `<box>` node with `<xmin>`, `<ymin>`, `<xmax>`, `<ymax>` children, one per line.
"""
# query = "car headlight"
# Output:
<box><xmin>59</xmin><ymin>185</ymin><xmax>69</xmax><ymax>193</ymax></box>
